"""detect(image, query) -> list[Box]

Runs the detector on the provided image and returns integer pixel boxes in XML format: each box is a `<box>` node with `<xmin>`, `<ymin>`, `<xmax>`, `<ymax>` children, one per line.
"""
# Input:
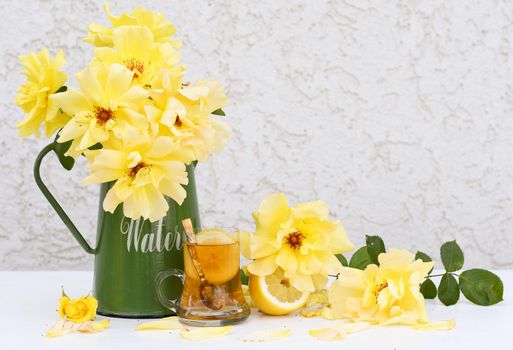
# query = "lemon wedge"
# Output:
<box><xmin>196</xmin><ymin>228</ymin><xmax>236</xmax><ymax>245</ymax></box>
<box><xmin>249</xmin><ymin>268</ymin><xmax>309</xmax><ymax>315</ymax></box>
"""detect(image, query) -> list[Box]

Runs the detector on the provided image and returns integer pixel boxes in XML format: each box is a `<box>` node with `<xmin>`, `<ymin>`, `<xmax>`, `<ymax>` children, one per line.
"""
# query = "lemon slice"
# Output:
<box><xmin>249</xmin><ymin>268</ymin><xmax>309</xmax><ymax>315</ymax></box>
<box><xmin>196</xmin><ymin>228</ymin><xmax>235</xmax><ymax>245</ymax></box>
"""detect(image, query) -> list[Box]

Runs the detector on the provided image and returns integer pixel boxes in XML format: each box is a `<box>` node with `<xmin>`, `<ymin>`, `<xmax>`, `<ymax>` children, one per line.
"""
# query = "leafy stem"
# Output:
<box><xmin>426</xmin><ymin>272</ymin><xmax>459</xmax><ymax>279</ymax></box>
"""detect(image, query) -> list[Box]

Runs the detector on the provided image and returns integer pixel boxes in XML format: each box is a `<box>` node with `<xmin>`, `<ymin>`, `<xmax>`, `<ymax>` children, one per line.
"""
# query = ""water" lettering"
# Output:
<box><xmin>120</xmin><ymin>217</ymin><xmax>184</xmax><ymax>253</ymax></box>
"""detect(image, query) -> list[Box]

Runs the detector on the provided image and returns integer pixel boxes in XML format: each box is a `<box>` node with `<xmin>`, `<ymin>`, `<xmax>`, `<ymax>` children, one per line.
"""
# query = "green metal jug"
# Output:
<box><xmin>33</xmin><ymin>143</ymin><xmax>201</xmax><ymax>318</ymax></box>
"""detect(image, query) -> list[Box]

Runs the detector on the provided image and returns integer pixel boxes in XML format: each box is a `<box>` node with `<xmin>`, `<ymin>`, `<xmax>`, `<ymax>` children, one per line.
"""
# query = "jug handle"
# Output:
<box><xmin>33</xmin><ymin>143</ymin><xmax>96</xmax><ymax>254</ymax></box>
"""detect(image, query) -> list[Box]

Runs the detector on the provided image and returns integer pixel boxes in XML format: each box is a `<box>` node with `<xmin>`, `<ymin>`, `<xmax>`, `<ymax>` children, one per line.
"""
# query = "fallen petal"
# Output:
<box><xmin>46</xmin><ymin>319</ymin><xmax>109</xmax><ymax>338</ymax></box>
<box><xmin>321</xmin><ymin>306</ymin><xmax>335</xmax><ymax>320</ymax></box>
<box><xmin>309</xmin><ymin>326</ymin><xmax>346</xmax><ymax>341</ymax></box>
<box><xmin>238</xmin><ymin>329</ymin><xmax>291</xmax><ymax>342</ymax></box>
<box><xmin>300</xmin><ymin>291</ymin><xmax>329</xmax><ymax>318</ymax></box>
<box><xmin>135</xmin><ymin>316</ymin><xmax>181</xmax><ymax>331</ymax></box>
<box><xmin>305</xmin><ymin>290</ymin><xmax>329</xmax><ymax>306</ymax></box>
<box><xmin>309</xmin><ymin>322</ymin><xmax>370</xmax><ymax>341</ymax></box>
<box><xmin>77</xmin><ymin>319</ymin><xmax>110</xmax><ymax>334</ymax></box>
<box><xmin>300</xmin><ymin>307</ymin><xmax>324</xmax><ymax>318</ymax></box>
<box><xmin>46</xmin><ymin>319</ymin><xmax>80</xmax><ymax>338</ymax></box>
<box><xmin>180</xmin><ymin>326</ymin><xmax>232</xmax><ymax>340</ymax></box>
<box><xmin>413</xmin><ymin>320</ymin><xmax>456</xmax><ymax>331</ymax></box>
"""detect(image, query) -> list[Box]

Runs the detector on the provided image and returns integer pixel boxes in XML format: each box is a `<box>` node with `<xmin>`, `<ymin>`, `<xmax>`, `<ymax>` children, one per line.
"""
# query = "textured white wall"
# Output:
<box><xmin>1</xmin><ymin>0</ymin><xmax>512</xmax><ymax>270</ymax></box>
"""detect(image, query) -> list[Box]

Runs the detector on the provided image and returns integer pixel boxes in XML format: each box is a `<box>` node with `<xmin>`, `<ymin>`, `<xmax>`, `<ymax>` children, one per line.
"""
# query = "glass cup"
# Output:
<box><xmin>156</xmin><ymin>230</ymin><xmax>250</xmax><ymax>326</ymax></box>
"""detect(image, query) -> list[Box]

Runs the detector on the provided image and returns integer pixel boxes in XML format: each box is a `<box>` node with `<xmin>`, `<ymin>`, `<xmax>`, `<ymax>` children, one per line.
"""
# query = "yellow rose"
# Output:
<box><xmin>83</xmin><ymin>136</ymin><xmax>189</xmax><ymax>222</ymax></box>
<box><xmin>58</xmin><ymin>295</ymin><xmax>98</xmax><ymax>323</ymax></box>
<box><xmin>15</xmin><ymin>48</ymin><xmax>69</xmax><ymax>137</ymax></box>
<box><xmin>84</xmin><ymin>3</ymin><xmax>181</xmax><ymax>48</ymax></box>
<box><xmin>328</xmin><ymin>249</ymin><xmax>434</xmax><ymax>326</ymax></box>
<box><xmin>241</xmin><ymin>193</ymin><xmax>354</xmax><ymax>292</ymax></box>
<box><xmin>147</xmin><ymin>79</ymin><xmax>231</xmax><ymax>163</ymax></box>
<box><xmin>51</xmin><ymin>63</ymin><xmax>150</xmax><ymax>158</ymax></box>
<box><xmin>92</xmin><ymin>25</ymin><xmax>180</xmax><ymax>88</ymax></box>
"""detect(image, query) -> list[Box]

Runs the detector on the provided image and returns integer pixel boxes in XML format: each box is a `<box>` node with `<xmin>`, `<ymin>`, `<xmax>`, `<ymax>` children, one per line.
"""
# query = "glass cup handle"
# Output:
<box><xmin>155</xmin><ymin>268</ymin><xmax>185</xmax><ymax>313</ymax></box>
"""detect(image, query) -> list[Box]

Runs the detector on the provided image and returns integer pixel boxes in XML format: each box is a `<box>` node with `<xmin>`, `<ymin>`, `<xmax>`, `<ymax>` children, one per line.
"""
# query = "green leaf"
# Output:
<box><xmin>212</xmin><ymin>108</ymin><xmax>225</xmax><ymax>116</ymax></box>
<box><xmin>240</xmin><ymin>269</ymin><xmax>248</xmax><ymax>285</ymax></box>
<box><xmin>420</xmin><ymin>278</ymin><xmax>437</xmax><ymax>299</ymax></box>
<box><xmin>459</xmin><ymin>269</ymin><xmax>503</xmax><ymax>306</ymax></box>
<box><xmin>348</xmin><ymin>247</ymin><xmax>373</xmax><ymax>270</ymax></box>
<box><xmin>365</xmin><ymin>235</ymin><xmax>386</xmax><ymax>265</ymax></box>
<box><xmin>336</xmin><ymin>254</ymin><xmax>348</xmax><ymax>267</ymax></box>
<box><xmin>55</xmin><ymin>85</ymin><xmax>67</xmax><ymax>93</ymax></box>
<box><xmin>440</xmin><ymin>240</ymin><xmax>464</xmax><ymax>272</ymax></box>
<box><xmin>88</xmin><ymin>142</ymin><xmax>103</xmax><ymax>150</ymax></box>
<box><xmin>415</xmin><ymin>251</ymin><xmax>434</xmax><ymax>274</ymax></box>
<box><xmin>415</xmin><ymin>251</ymin><xmax>432</xmax><ymax>263</ymax></box>
<box><xmin>438</xmin><ymin>273</ymin><xmax>460</xmax><ymax>306</ymax></box>
<box><xmin>52</xmin><ymin>134</ymin><xmax>74</xmax><ymax>171</ymax></box>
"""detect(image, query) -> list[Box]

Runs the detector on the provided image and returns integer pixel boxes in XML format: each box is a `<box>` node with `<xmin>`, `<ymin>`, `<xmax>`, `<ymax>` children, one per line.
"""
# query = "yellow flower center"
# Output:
<box><xmin>64</xmin><ymin>300</ymin><xmax>88</xmax><ymax>319</ymax></box>
<box><xmin>372</xmin><ymin>282</ymin><xmax>388</xmax><ymax>299</ymax></box>
<box><xmin>124</xmin><ymin>58</ymin><xmax>145</xmax><ymax>78</ymax></box>
<box><xmin>174</xmin><ymin>115</ymin><xmax>182</xmax><ymax>127</ymax></box>
<box><xmin>93</xmin><ymin>106</ymin><xmax>114</xmax><ymax>125</ymax></box>
<box><xmin>129</xmin><ymin>162</ymin><xmax>147</xmax><ymax>179</ymax></box>
<box><xmin>284</xmin><ymin>231</ymin><xmax>304</xmax><ymax>250</ymax></box>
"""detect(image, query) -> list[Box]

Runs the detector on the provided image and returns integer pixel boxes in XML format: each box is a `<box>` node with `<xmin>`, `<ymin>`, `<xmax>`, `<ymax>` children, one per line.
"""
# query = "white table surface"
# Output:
<box><xmin>1</xmin><ymin>270</ymin><xmax>511</xmax><ymax>349</ymax></box>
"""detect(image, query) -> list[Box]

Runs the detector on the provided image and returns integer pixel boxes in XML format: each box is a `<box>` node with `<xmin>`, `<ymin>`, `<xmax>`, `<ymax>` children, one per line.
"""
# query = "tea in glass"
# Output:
<box><xmin>156</xmin><ymin>230</ymin><xmax>250</xmax><ymax>326</ymax></box>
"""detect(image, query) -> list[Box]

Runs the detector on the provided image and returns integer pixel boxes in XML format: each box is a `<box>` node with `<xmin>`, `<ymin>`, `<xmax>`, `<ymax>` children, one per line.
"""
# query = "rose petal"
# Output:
<box><xmin>46</xmin><ymin>319</ymin><xmax>109</xmax><ymax>338</ymax></box>
<box><xmin>321</xmin><ymin>306</ymin><xmax>335</xmax><ymax>320</ymax></box>
<box><xmin>77</xmin><ymin>319</ymin><xmax>110</xmax><ymax>333</ymax></box>
<box><xmin>180</xmin><ymin>326</ymin><xmax>232</xmax><ymax>340</ymax></box>
<box><xmin>309</xmin><ymin>322</ymin><xmax>370</xmax><ymax>341</ymax></box>
<box><xmin>413</xmin><ymin>320</ymin><xmax>456</xmax><ymax>331</ymax></box>
<box><xmin>300</xmin><ymin>307</ymin><xmax>324</xmax><ymax>318</ymax></box>
<box><xmin>238</xmin><ymin>329</ymin><xmax>291</xmax><ymax>342</ymax></box>
<box><xmin>46</xmin><ymin>319</ymin><xmax>80</xmax><ymax>338</ymax></box>
<box><xmin>309</xmin><ymin>326</ymin><xmax>345</xmax><ymax>341</ymax></box>
<box><xmin>305</xmin><ymin>290</ymin><xmax>329</xmax><ymax>306</ymax></box>
<box><xmin>301</xmin><ymin>291</ymin><xmax>330</xmax><ymax>318</ymax></box>
<box><xmin>135</xmin><ymin>316</ymin><xmax>181</xmax><ymax>331</ymax></box>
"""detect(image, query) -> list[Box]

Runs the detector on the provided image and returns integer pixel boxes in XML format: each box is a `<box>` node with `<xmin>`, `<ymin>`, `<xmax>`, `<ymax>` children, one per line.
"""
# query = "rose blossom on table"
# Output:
<box><xmin>240</xmin><ymin>193</ymin><xmax>354</xmax><ymax>292</ymax></box>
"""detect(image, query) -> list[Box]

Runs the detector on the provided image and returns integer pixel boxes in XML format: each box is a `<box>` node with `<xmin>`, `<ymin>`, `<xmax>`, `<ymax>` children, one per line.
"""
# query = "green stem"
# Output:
<box><xmin>425</xmin><ymin>272</ymin><xmax>459</xmax><ymax>279</ymax></box>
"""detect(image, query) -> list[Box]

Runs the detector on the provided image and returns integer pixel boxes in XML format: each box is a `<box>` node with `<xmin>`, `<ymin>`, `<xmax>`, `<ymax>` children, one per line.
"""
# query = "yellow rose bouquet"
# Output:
<box><xmin>15</xmin><ymin>4</ymin><xmax>230</xmax><ymax>222</ymax></box>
